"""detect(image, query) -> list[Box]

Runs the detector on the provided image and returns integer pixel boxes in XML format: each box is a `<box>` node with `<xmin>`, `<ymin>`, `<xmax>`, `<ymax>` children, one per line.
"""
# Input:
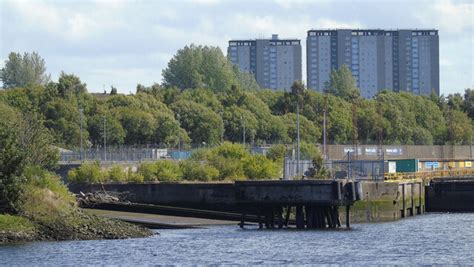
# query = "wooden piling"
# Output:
<box><xmin>284</xmin><ymin>206</ymin><xmax>291</xmax><ymax>227</ymax></box>
<box><xmin>324</xmin><ymin>207</ymin><xmax>333</xmax><ymax>228</ymax></box>
<box><xmin>239</xmin><ymin>213</ymin><xmax>245</xmax><ymax>228</ymax></box>
<box><xmin>345</xmin><ymin>205</ymin><xmax>350</xmax><ymax>228</ymax></box>
<box><xmin>305</xmin><ymin>206</ymin><xmax>314</xmax><ymax>229</ymax></box>
<box><xmin>296</xmin><ymin>205</ymin><xmax>305</xmax><ymax>229</ymax></box>
<box><xmin>276</xmin><ymin>207</ymin><xmax>283</xmax><ymax>229</ymax></box>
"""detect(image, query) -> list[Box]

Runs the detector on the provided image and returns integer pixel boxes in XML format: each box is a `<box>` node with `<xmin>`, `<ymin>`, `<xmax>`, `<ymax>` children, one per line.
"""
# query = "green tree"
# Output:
<box><xmin>232</xmin><ymin>65</ymin><xmax>260</xmax><ymax>91</ymax></box>
<box><xmin>1</xmin><ymin>52</ymin><xmax>50</xmax><ymax>88</ymax></box>
<box><xmin>0</xmin><ymin>103</ymin><xmax>58</xmax><ymax>212</ymax></box>
<box><xmin>87</xmin><ymin>114</ymin><xmax>125</xmax><ymax>146</ymax></box>
<box><xmin>447</xmin><ymin>93</ymin><xmax>464</xmax><ymax>111</ymax></box>
<box><xmin>178</xmin><ymin>88</ymin><xmax>223</xmax><ymax>113</ymax></box>
<box><xmin>324</xmin><ymin>64</ymin><xmax>360</xmax><ymax>101</ymax></box>
<box><xmin>170</xmin><ymin>100</ymin><xmax>223</xmax><ymax>145</ymax></box>
<box><xmin>153</xmin><ymin>112</ymin><xmax>190</xmax><ymax>147</ymax></box>
<box><xmin>43</xmin><ymin>98</ymin><xmax>87</xmax><ymax>148</ymax></box>
<box><xmin>57</xmin><ymin>72</ymin><xmax>87</xmax><ymax>98</ymax></box>
<box><xmin>463</xmin><ymin>88</ymin><xmax>474</xmax><ymax>119</ymax></box>
<box><xmin>162</xmin><ymin>44</ymin><xmax>236</xmax><ymax>91</ymax></box>
<box><xmin>113</xmin><ymin>107</ymin><xmax>156</xmax><ymax>145</ymax></box>
<box><xmin>446</xmin><ymin>109</ymin><xmax>473</xmax><ymax>145</ymax></box>
<box><xmin>281</xmin><ymin>113</ymin><xmax>321</xmax><ymax>143</ymax></box>
<box><xmin>223</xmin><ymin>105</ymin><xmax>258</xmax><ymax>143</ymax></box>
<box><xmin>110</xmin><ymin>86</ymin><xmax>118</xmax><ymax>95</ymax></box>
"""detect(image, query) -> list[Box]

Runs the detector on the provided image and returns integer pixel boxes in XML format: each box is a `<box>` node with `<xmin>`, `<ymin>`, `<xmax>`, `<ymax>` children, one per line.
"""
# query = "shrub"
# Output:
<box><xmin>209</xmin><ymin>157</ymin><xmax>245</xmax><ymax>180</ymax></box>
<box><xmin>138</xmin><ymin>162</ymin><xmax>158</xmax><ymax>182</ymax></box>
<box><xmin>127</xmin><ymin>172</ymin><xmax>144</xmax><ymax>183</ymax></box>
<box><xmin>154</xmin><ymin>160</ymin><xmax>181</xmax><ymax>181</ymax></box>
<box><xmin>24</xmin><ymin>166</ymin><xmax>73</xmax><ymax>202</ymax></box>
<box><xmin>126</xmin><ymin>168</ymin><xmax>144</xmax><ymax>183</ymax></box>
<box><xmin>108</xmin><ymin>165</ymin><xmax>127</xmax><ymax>182</ymax></box>
<box><xmin>211</xmin><ymin>142</ymin><xmax>249</xmax><ymax>159</ymax></box>
<box><xmin>180</xmin><ymin>161</ymin><xmax>219</xmax><ymax>182</ymax></box>
<box><xmin>67</xmin><ymin>161</ymin><xmax>105</xmax><ymax>183</ymax></box>
<box><xmin>266</xmin><ymin>144</ymin><xmax>287</xmax><ymax>162</ymax></box>
<box><xmin>242</xmin><ymin>154</ymin><xmax>280</xmax><ymax>180</ymax></box>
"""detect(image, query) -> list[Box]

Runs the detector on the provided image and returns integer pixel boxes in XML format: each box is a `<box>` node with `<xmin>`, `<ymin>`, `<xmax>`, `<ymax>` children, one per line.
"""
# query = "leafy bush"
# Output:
<box><xmin>24</xmin><ymin>166</ymin><xmax>73</xmax><ymax>202</ymax></box>
<box><xmin>137</xmin><ymin>162</ymin><xmax>158</xmax><ymax>182</ymax></box>
<box><xmin>108</xmin><ymin>165</ymin><xmax>127</xmax><ymax>182</ymax></box>
<box><xmin>67</xmin><ymin>161</ymin><xmax>105</xmax><ymax>183</ymax></box>
<box><xmin>127</xmin><ymin>171</ymin><xmax>144</xmax><ymax>183</ymax></box>
<box><xmin>266</xmin><ymin>144</ymin><xmax>287</xmax><ymax>162</ymax></box>
<box><xmin>137</xmin><ymin>160</ymin><xmax>181</xmax><ymax>182</ymax></box>
<box><xmin>180</xmin><ymin>161</ymin><xmax>219</xmax><ymax>182</ymax></box>
<box><xmin>211</xmin><ymin>142</ymin><xmax>249</xmax><ymax>159</ymax></box>
<box><xmin>154</xmin><ymin>160</ymin><xmax>181</xmax><ymax>181</ymax></box>
<box><xmin>242</xmin><ymin>154</ymin><xmax>280</xmax><ymax>180</ymax></box>
<box><xmin>209</xmin><ymin>157</ymin><xmax>245</xmax><ymax>180</ymax></box>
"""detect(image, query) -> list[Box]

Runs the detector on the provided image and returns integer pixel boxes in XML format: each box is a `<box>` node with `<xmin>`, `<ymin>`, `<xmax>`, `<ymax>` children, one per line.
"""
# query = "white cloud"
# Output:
<box><xmin>6</xmin><ymin>0</ymin><xmax>128</xmax><ymax>42</ymax></box>
<box><xmin>1</xmin><ymin>0</ymin><xmax>471</xmax><ymax>94</ymax></box>
<box><xmin>187</xmin><ymin>0</ymin><xmax>221</xmax><ymax>5</ymax></box>
<box><xmin>416</xmin><ymin>0</ymin><xmax>473</xmax><ymax>35</ymax></box>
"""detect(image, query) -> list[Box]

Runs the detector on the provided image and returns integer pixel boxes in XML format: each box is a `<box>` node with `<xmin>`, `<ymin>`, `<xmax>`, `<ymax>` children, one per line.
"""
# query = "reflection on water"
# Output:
<box><xmin>1</xmin><ymin>213</ymin><xmax>474</xmax><ymax>265</ymax></box>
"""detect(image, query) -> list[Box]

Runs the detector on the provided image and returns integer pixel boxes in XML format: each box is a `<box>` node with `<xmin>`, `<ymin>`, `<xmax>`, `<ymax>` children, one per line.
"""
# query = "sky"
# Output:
<box><xmin>0</xmin><ymin>0</ymin><xmax>473</xmax><ymax>95</ymax></box>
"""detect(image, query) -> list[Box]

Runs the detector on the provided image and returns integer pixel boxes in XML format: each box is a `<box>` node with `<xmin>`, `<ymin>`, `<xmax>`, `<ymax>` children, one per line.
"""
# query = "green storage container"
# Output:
<box><xmin>395</xmin><ymin>159</ymin><xmax>419</xmax><ymax>173</ymax></box>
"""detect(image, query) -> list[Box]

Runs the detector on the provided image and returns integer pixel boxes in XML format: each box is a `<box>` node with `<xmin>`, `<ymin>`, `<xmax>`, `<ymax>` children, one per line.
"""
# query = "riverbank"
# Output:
<box><xmin>0</xmin><ymin>169</ymin><xmax>152</xmax><ymax>245</ymax></box>
<box><xmin>0</xmin><ymin>209</ymin><xmax>152</xmax><ymax>245</ymax></box>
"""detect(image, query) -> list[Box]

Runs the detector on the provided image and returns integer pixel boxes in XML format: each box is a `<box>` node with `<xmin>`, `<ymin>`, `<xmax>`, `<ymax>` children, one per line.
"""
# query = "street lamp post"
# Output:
<box><xmin>241</xmin><ymin>115</ymin><xmax>246</xmax><ymax>146</ymax></box>
<box><xmin>177</xmin><ymin>113</ymin><xmax>181</xmax><ymax>151</ymax></box>
<box><xmin>296</xmin><ymin>101</ymin><xmax>300</xmax><ymax>175</ymax></box>
<box><xmin>79</xmin><ymin>108</ymin><xmax>84</xmax><ymax>162</ymax></box>
<box><xmin>323</xmin><ymin>90</ymin><xmax>328</xmax><ymax>161</ymax></box>
<box><xmin>103</xmin><ymin>116</ymin><xmax>107</xmax><ymax>161</ymax></box>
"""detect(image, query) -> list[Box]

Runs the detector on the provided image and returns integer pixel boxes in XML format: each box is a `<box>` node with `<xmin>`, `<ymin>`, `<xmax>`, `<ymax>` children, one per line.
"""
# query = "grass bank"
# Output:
<box><xmin>0</xmin><ymin>167</ymin><xmax>152</xmax><ymax>245</ymax></box>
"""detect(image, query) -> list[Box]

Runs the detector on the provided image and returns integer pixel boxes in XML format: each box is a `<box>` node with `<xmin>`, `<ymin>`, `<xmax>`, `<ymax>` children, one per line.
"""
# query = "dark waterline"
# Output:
<box><xmin>1</xmin><ymin>213</ymin><xmax>474</xmax><ymax>265</ymax></box>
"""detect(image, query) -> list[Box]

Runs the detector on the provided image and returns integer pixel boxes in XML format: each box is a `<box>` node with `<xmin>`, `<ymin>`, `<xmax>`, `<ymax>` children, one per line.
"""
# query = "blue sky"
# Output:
<box><xmin>1</xmin><ymin>0</ymin><xmax>472</xmax><ymax>95</ymax></box>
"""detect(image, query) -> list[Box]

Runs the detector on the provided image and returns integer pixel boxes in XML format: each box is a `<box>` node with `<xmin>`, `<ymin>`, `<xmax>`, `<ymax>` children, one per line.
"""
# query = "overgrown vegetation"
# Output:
<box><xmin>1</xmin><ymin>48</ymin><xmax>472</xmax><ymax>151</ymax></box>
<box><xmin>67</xmin><ymin>142</ymin><xmax>289</xmax><ymax>183</ymax></box>
<box><xmin>0</xmin><ymin>99</ymin><xmax>151</xmax><ymax>243</ymax></box>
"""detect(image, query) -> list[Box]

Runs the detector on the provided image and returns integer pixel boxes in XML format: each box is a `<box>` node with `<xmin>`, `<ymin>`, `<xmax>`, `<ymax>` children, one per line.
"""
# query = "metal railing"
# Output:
<box><xmin>384</xmin><ymin>169</ymin><xmax>474</xmax><ymax>181</ymax></box>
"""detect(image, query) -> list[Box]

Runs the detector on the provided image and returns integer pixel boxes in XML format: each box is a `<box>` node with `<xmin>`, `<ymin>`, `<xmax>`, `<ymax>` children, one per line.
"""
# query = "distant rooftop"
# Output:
<box><xmin>229</xmin><ymin>34</ymin><xmax>300</xmax><ymax>43</ymax></box>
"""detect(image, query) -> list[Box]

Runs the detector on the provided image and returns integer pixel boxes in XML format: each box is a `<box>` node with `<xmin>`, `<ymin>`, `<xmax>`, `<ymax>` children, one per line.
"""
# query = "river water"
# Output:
<box><xmin>1</xmin><ymin>213</ymin><xmax>474</xmax><ymax>265</ymax></box>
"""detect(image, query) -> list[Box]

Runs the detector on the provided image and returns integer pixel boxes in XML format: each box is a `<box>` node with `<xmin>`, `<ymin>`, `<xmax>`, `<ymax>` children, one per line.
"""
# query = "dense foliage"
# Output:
<box><xmin>67</xmin><ymin>143</ymin><xmax>282</xmax><ymax>183</ymax></box>
<box><xmin>1</xmin><ymin>48</ymin><xmax>473</xmax><ymax>152</ymax></box>
<box><xmin>0</xmin><ymin>102</ymin><xmax>59</xmax><ymax>213</ymax></box>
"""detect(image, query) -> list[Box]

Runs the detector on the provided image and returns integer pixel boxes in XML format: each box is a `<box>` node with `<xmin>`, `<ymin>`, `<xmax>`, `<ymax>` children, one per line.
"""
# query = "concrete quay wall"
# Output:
<box><xmin>350</xmin><ymin>180</ymin><xmax>425</xmax><ymax>223</ymax></box>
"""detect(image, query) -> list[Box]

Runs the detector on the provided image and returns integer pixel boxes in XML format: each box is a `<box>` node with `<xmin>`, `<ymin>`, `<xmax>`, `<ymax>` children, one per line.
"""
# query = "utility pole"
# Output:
<box><xmin>79</xmin><ymin>108</ymin><xmax>84</xmax><ymax>162</ymax></box>
<box><xmin>241</xmin><ymin>115</ymin><xmax>246</xmax><ymax>146</ymax></box>
<box><xmin>177</xmin><ymin>113</ymin><xmax>181</xmax><ymax>151</ymax></box>
<box><xmin>296</xmin><ymin>101</ymin><xmax>301</xmax><ymax>175</ymax></box>
<box><xmin>323</xmin><ymin>90</ymin><xmax>328</xmax><ymax>161</ymax></box>
<box><xmin>103</xmin><ymin>116</ymin><xmax>107</xmax><ymax>161</ymax></box>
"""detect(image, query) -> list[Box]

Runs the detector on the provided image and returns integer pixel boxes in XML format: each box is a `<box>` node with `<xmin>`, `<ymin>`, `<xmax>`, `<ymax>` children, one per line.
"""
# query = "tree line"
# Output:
<box><xmin>1</xmin><ymin>48</ymin><xmax>473</xmax><ymax>152</ymax></box>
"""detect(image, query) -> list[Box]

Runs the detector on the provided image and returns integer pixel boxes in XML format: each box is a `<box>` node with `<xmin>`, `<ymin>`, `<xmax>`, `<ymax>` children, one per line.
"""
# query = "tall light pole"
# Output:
<box><xmin>241</xmin><ymin>115</ymin><xmax>246</xmax><ymax>146</ymax></box>
<box><xmin>79</xmin><ymin>108</ymin><xmax>84</xmax><ymax>162</ymax></box>
<box><xmin>291</xmin><ymin>81</ymin><xmax>304</xmax><ymax>176</ymax></box>
<box><xmin>296</xmin><ymin>101</ymin><xmax>300</xmax><ymax>174</ymax></box>
<box><xmin>177</xmin><ymin>113</ymin><xmax>181</xmax><ymax>151</ymax></box>
<box><xmin>220</xmin><ymin>111</ymin><xmax>224</xmax><ymax>143</ymax></box>
<box><xmin>103</xmin><ymin>116</ymin><xmax>107</xmax><ymax>161</ymax></box>
<box><xmin>323</xmin><ymin>90</ymin><xmax>328</xmax><ymax>161</ymax></box>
